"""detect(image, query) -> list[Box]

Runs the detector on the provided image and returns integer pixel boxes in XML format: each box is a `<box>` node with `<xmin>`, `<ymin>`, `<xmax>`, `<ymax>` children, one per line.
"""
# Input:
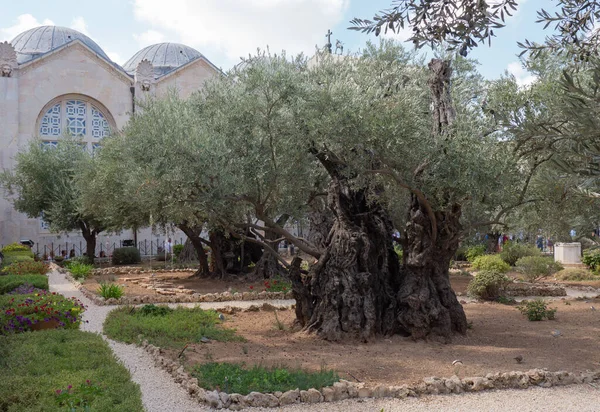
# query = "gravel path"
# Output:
<box><xmin>48</xmin><ymin>270</ymin><xmax>600</xmax><ymax>412</ymax></box>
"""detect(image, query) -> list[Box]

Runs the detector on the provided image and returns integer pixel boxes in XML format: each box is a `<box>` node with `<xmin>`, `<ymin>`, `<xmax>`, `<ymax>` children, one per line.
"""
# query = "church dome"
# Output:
<box><xmin>11</xmin><ymin>26</ymin><xmax>111</xmax><ymax>65</ymax></box>
<box><xmin>123</xmin><ymin>43</ymin><xmax>204</xmax><ymax>77</ymax></box>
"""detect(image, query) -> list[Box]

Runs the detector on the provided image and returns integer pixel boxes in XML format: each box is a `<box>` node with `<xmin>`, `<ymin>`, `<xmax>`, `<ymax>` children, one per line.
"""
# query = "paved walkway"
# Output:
<box><xmin>48</xmin><ymin>270</ymin><xmax>600</xmax><ymax>412</ymax></box>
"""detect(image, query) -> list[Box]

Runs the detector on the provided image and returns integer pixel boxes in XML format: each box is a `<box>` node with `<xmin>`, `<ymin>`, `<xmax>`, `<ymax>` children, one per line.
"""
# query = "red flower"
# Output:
<box><xmin>249</xmin><ymin>286</ymin><xmax>254</xmax><ymax>290</ymax></box>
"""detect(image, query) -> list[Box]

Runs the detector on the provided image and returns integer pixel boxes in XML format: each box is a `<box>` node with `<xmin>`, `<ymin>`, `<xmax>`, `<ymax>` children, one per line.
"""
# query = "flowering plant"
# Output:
<box><xmin>54</xmin><ymin>380</ymin><xmax>104</xmax><ymax>411</ymax></box>
<box><xmin>8</xmin><ymin>283</ymin><xmax>46</xmax><ymax>295</ymax></box>
<box><xmin>262</xmin><ymin>277</ymin><xmax>291</xmax><ymax>293</ymax></box>
<box><xmin>1</xmin><ymin>260</ymin><xmax>49</xmax><ymax>276</ymax></box>
<box><xmin>0</xmin><ymin>291</ymin><xmax>86</xmax><ymax>334</ymax></box>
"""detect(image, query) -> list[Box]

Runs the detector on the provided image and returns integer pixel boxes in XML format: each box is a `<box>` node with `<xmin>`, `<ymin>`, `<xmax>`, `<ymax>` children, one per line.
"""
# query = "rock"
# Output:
<box><xmin>357</xmin><ymin>387</ymin><xmax>373</xmax><ymax>398</ymax></box>
<box><xmin>389</xmin><ymin>385</ymin><xmax>410</xmax><ymax>399</ymax></box>
<box><xmin>202</xmin><ymin>390</ymin><xmax>222</xmax><ymax>409</ymax></box>
<box><xmin>300</xmin><ymin>388</ymin><xmax>323</xmax><ymax>403</ymax></box>
<box><xmin>279</xmin><ymin>389</ymin><xmax>300</xmax><ymax>405</ymax></box>
<box><xmin>261</xmin><ymin>302</ymin><xmax>278</xmax><ymax>311</ymax></box>
<box><xmin>333</xmin><ymin>382</ymin><xmax>349</xmax><ymax>400</ymax></box>
<box><xmin>423</xmin><ymin>377</ymin><xmax>448</xmax><ymax>394</ymax></box>
<box><xmin>219</xmin><ymin>392</ymin><xmax>231</xmax><ymax>408</ymax></box>
<box><xmin>372</xmin><ymin>384</ymin><xmax>390</xmax><ymax>398</ymax></box>
<box><xmin>245</xmin><ymin>305</ymin><xmax>260</xmax><ymax>312</ymax></box>
<box><xmin>445</xmin><ymin>375</ymin><xmax>464</xmax><ymax>393</ymax></box>
<box><xmin>228</xmin><ymin>393</ymin><xmax>246</xmax><ymax>410</ymax></box>
<box><xmin>200</xmin><ymin>336</ymin><xmax>211</xmax><ymax>343</ymax></box>
<box><xmin>463</xmin><ymin>376</ymin><xmax>488</xmax><ymax>392</ymax></box>
<box><xmin>320</xmin><ymin>386</ymin><xmax>336</xmax><ymax>402</ymax></box>
<box><xmin>245</xmin><ymin>392</ymin><xmax>279</xmax><ymax>408</ymax></box>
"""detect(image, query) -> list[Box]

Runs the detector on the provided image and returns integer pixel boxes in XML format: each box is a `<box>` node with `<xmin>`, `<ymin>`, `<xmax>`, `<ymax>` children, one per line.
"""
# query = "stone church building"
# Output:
<box><xmin>0</xmin><ymin>25</ymin><xmax>221</xmax><ymax>254</ymax></box>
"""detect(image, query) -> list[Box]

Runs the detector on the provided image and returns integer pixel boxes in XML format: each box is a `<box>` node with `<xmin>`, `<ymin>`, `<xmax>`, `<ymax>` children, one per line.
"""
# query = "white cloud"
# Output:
<box><xmin>0</xmin><ymin>14</ymin><xmax>54</xmax><ymax>42</ymax></box>
<box><xmin>507</xmin><ymin>61</ymin><xmax>537</xmax><ymax>88</ymax></box>
<box><xmin>70</xmin><ymin>16</ymin><xmax>90</xmax><ymax>37</ymax></box>
<box><xmin>381</xmin><ymin>25</ymin><xmax>413</xmax><ymax>43</ymax></box>
<box><xmin>107</xmin><ymin>51</ymin><xmax>124</xmax><ymax>64</ymax></box>
<box><xmin>132</xmin><ymin>0</ymin><xmax>350</xmax><ymax>65</ymax></box>
<box><xmin>133</xmin><ymin>29</ymin><xmax>166</xmax><ymax>48</ymax></box>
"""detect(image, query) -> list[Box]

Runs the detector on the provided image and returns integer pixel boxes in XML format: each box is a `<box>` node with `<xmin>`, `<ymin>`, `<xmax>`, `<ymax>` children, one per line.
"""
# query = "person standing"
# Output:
<box><xmin>164</xmin><ymin>237</ymin><xmax>173</xmax><ymax>254</ymax></box>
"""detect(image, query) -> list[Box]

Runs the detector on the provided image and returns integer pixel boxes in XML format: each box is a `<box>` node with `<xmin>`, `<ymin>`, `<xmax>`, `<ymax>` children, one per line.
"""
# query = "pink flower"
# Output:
<box><xmin>68</xmin><ymin>385</ymin><xmax>72</xmax><ymax>390</ymax></box>
<box><xmin>56</xmin><ymin>389</ymin><xmax>61</xmax><ymax>394</ymax></box>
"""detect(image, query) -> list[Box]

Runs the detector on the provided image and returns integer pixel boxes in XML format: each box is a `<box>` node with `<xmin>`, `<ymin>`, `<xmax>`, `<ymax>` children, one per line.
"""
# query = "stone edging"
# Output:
<box><xmin>91</xmin><ymin>266</ymin><xmax>196</xmax><ymax>276</ymax></box>
<box><xmin>61</xmin><ymin>270</ymin><xmax>294</xmax><ymax>306</ymax></box>
<box><xmin>140</xmin><ymin>338</ymin><xmax>600</xmax><ymax>410</ymax></box>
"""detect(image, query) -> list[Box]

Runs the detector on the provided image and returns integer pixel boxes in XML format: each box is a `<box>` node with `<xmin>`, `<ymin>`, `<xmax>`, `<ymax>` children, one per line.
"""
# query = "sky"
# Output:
<box><xmin>0</xmin><ymin>0</ymin><xmax>553</xmax><ymax>85</ymax></box>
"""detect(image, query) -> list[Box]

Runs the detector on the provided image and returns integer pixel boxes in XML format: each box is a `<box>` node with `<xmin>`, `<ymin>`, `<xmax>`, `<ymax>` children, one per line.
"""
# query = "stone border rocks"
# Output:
<box><xmin>91</xmin><ymin>266</ymin><xmax>196</xmax><ymax>276</ymax></box>
<box><xmin>503</xmin><ymin>283</ymin><xmax>567</xmax><ymax>297</ymax></box>
<box><xmin>139</xmin><ymin>335</ymin><xmax>600</xmax><ymax>410</ymax></box>
<box><xmin>61</xmin><ymin>269</ymin><xmax>294</xmax><ymax>306</ymax></box>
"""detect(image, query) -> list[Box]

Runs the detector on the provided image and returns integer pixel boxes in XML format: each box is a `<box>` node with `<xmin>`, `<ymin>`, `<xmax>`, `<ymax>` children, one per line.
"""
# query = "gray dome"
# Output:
<box><xmin>11</xmin><ymin>26</ymin><xmax>111</xmax><ymax>65</ymax></box>
<box><xmin>123</xmin><ymin>43</ymin><xmax>204</xmax><ymax>77</ymax></box>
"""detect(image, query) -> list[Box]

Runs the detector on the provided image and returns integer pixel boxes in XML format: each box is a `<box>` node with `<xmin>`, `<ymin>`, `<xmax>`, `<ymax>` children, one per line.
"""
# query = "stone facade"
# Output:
<box><xmin>0</xmin><ymin>26</ymin><xmax>220</xmax><ymax>251</ymax></box>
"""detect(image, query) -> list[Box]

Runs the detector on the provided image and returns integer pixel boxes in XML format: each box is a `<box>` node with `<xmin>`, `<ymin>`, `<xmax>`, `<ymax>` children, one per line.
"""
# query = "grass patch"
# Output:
<box><xmin>0</xmin><ymin>329</ymin><xmax>143</xmax><ymax>411</ymax></box>
<box><xmin>65</xmin><ymin>261</ymin><xmax>94</xmax><ymax>280</ymax></box>
<box><xmin>104</xmin><ymin>306</ymin><xmax>244</xmax><ymax>348</ymax></box>
<box><xmin>0</xmin><ymin>274</ymin><xmax>48</xmax><ymax>294</ymax></box>
<box><xmin>192</xmin><ymin>362</ymin><xmax>339</xmax><ymax>395</ymax></box>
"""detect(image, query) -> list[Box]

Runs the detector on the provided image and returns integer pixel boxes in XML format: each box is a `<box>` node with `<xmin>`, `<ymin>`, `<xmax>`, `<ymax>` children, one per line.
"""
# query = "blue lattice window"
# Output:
<box><xmin>40</xmin><ymin>213</ymin><xmax>50</xmax><ymax>230</ymax></box>
<box><xmin>91</xmin><ymin>106</ymin><xmax>110</xmax><ymax>139</ymax></box>
<box><xmin>41</xmin><ymin>141</ymin><xmax>59</xmax><ymax>149</ymax></box>
<box><xmin>66</xmin><ymin>100</ymin><xmax>86</xmax><ymax>136</ymax></box>
<box><xmin>39</xmin><ymin>104</ymin><xmax>61</xmax><ymax>136</ymax></box>
<box><xmin>92</xmin><ymin>142</ymin><xmax>102</xmax><ymax>153</ymax></box>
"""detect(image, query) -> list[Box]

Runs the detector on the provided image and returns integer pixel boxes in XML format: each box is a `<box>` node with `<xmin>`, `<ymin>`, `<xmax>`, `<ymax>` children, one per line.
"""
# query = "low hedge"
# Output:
<box><xmin>0</xmin><ymin>275</ymin><xmax>48</xmax><ymax>294</ymax></box>
<box><xmin>112</xmin><ymin>247</ymin><xmax>141</xmax><ymax>265</ymax></box>
<box><xmin>1</xmin><ymin>243</ymin><xmax>31</xmax><ymax>252</ymax></box>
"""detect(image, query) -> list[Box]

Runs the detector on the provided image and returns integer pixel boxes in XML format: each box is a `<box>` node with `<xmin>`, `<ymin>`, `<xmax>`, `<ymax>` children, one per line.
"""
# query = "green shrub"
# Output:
<box><xmin>65</xmin><ymin>261</ymin><xmax>94</xmax><ymax>280</ymax></box>
<box><xmin>517</xmin><ymin>299</ymin><xmax>557</xmax><ymax>321</ymax></box>
<box><xmin>471</xmin><ymin>255</ymin><xmax>511</xmax><ymax>273</ymax></box>
<box><xmin>2</xmin><ymin>254</ymin><xmax>35</xmax><ymax>266</ymax></box>
<box><xmin>582</xmin><ymin>248</ymin><xmax>600</xmax><ymax>270</ymax></box>
<box><xmin>467</xmin><ymin>270</ymin><xmax>511</xmax><ymax>300</ymax></box>
<box><xmin>0</xmin><ymin>329</ymin><xmax>144</xmax><ymax>411</ymax></box>
<box><xmin>515</xmin><ymin>256</ymin><xmax>563</xmax><ymax>282</ymax></box>
<box><xmin>0</xmin><ymin>274</ymin><xmax>48</xmax><ymax>294</ymax></box>
<box><xmin>0</xmin><ymin>291</ymin><xmax>85</xmax><ymax>334</ymax></box>
<box><xmin>192</xmin><ymin>362</ymin><xmax>339</xmax><ymax>395</ymax></box>
<box><xmin>500</xmin><ymin>241</ymin><xmax>541</xmax><ymax>266</ymax></box>
<box><xmin>104</xmin><ymin>306</ymin><xmax>243</xmax><ymax>348</ymax></box>
<box><xmin>97</xmin><ymin>283</ymin><xmax>124</xmax><ymax>300</ymax></box>
<box><xmin>1</xmin><ymin>243</ymin><xmax>31</xmax><ymax>252</ymax></box>
<box><xmin>554</xmin><ymin>268</ymin><xmax>600</xmax><ymax>281</ymax></box>
<box><xmin>465</xmin><ymin>245</ymin><xmax>486</xmax><ymax>263</ymax></box>
<box><xmin>112</xmin><ymin>247</ymin><xmax>141</xmax><ymax>265</ymax></box>
<box><xmin>138</xmin><ymin>304</ymin><xmax>173</xmax><ymax>316</ymax></box>
<box><xmin>1</xmin><ymin>260</ymin><xmax>49</xmax><ymax>276</ymax></box>
<box><xmin>173</xmin><ymin>244</ymin><xmax>184</xmax><ymax>257</ymax></box>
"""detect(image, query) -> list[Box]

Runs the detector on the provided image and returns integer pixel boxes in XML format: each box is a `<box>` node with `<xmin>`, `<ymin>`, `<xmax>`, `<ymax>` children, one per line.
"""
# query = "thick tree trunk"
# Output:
<box><xmin>178</xmin><ymin>239</ymin><xmax>197</xmax><ymax>262</ymax></box>
<box><xmin>209</xmin><ymin>230</ymin><xmax>228</xmax><ymax>277</ymax></box>
<box><xmin>178</xmin><ymin>224</ymin><xmax>210</xmax><ymax>277</ymax></box>
<box><xmin>398</xmin><ymin>196</ymin><xmax>467</xmax><ymax>340</ymax></box>
<box><xmin>307</xmin><ymin>198</ymin><xmax>334</xmax><ymax>250</ymax></box>
<box><xmin>291</xmin><ymin>58</ymin><xmax>468</xmax><ymax>342</ymax></box>
<box><xmin>79</xmin><ymin>224</ymin><xmax>97</xmax><ymax>264</ymax></box>
<box><xmin>294</xmin><ymin>176</ymin><xmax>401</xmax><ymax>341</ymax></box>
<box><xmin>252</xmin><ymin>230</ymin><xmax>286</xmax><ymax>279</ymax></box>
<box><xmin>486</xmin><ymin>232</ymin><xmax>501</xmax><ymax>253</ymax></box>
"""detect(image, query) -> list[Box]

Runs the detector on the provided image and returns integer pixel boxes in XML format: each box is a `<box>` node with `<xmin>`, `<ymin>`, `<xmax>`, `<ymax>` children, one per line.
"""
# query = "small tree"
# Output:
<box><xmin>1</xmin><ymin>138</ymin><xmax>104</xmax><ymax>262</ymax></box>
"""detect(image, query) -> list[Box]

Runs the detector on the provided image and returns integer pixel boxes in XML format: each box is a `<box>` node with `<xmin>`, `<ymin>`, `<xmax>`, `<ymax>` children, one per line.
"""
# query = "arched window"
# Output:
<box><xmin>37</xmin><ymin>95</ymin><xmax>114</xmax><ymax>150</ymax></box>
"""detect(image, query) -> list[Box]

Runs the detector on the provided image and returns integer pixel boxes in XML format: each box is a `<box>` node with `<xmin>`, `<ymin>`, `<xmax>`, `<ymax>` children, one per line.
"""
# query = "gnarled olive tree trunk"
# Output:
<box><xmin>292</xmin><ymin>59</ymin><xmax>467</xmax><ymax>342</ymax></box>
<box><xmin>293</xmin><ymin>152</ymin><xmax>401</xmax><ymax>341</ymax></box>
<box><xmin>397</xmin><ymin>196</ymin><xmax>467</xmax><ymax>340</ymax></box>
<box><xmin>178</xmin><ymin>224</ymin><xmax>210</xmax><ymax>277</ymax></box>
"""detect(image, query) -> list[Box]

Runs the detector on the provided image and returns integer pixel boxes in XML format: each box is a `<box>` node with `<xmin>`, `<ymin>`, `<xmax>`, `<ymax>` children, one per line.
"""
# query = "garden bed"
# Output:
<box><xmin>0</xmin><ymin>329</ymin><xmax>144</xmax><ymax>411</ymax></box>
<box><xmin>144</xmin><ymin>298</ymin><xmax>600</xmax><ymax>390</ymax></box>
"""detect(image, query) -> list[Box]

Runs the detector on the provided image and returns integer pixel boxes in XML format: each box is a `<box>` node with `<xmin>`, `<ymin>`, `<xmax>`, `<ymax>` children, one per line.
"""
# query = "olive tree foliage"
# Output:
<box><xmin>191</xmin><ymin>53</ymin><xmax>328</xmax><ymax>270</ymax></box>
<box><xmin>81</xmin><ymin>92</ymin><xmax>215</xmax><ymax>275</ymax></box>
<box><xmin>350</xmin><ymin>0</ymin><xmax>600</xmax><ymax>58</ymax></box>
<box><xmin>0</xmin><ymin>138</ymin><xmax>104</xmax><ymax>261</ymax></box>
